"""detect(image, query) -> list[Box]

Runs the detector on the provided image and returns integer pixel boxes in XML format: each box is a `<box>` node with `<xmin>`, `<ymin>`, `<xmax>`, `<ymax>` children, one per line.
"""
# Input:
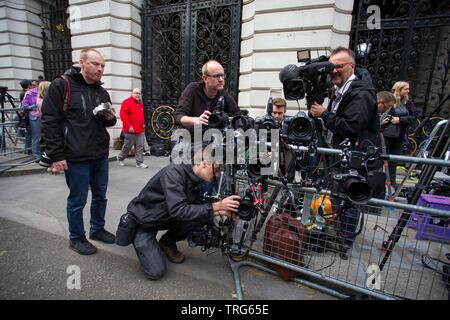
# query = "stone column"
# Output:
<box><xmin>69</xmin><ymin>0</ymin><xmax>143</xmax><ymax>138</ymax></box>
<box><xmin>0</xmin><ymin>0</ymin><xmax>44</xmax><ymax>99</ymax></box>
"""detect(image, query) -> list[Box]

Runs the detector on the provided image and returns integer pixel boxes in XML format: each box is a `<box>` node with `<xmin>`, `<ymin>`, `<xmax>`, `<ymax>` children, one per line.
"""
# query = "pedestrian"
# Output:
<box><xmin>21</xmin><ymin>83</ymin><xmax>41</xmax><ymax>161</ymax></box>
<box><xmin>41</xmin><ymin>48</ymin><xmax>117</xmax><ymax>255</ymax></box>
<box><xmin>117</xmin><ymin>88</ymin><xmax>148</xmax><ymax>168</ymax></box>
<box><xmin>382</xmin><ymin>81</ymin><xmax>419</xmax><ymax>190</ymax></box>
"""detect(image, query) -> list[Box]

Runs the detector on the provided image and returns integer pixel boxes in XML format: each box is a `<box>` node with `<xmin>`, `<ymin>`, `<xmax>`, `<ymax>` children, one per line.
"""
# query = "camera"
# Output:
<box><xmin>237</xmin><ymin>190</ymin><xmax>256</xmax><ymax>221</ymax></box>
<box><xmin>208</xmin><ymin>96</ymin><xmax>229</xmax><ymax>130</ymax></box>
<box><xmin>279</xmin><ymin>53</ymin><xmax>334</xmax><ymax>107</ymax></box>
<box><xmin>93</xmin><ymin>102</ymin><xmax>112</xmax><ymax>115</ymax></box>
<box><xmin>187</xmin><ymin>224</ymin><xmax>221</xmax><ymax>251</ymax></box>
<box><xmin>281</xmin><ymin>111</ymin><xmax>315</xmax><ymax>144</ymax></box>
<box><xmin>231</xmin><ymin>109</ymin><xmax>255</xmax><ymax>131</ymax></box>
<box><xmin>331</xmin><ymin>170</ymin><xmax>373</xmax><ymax>204</ymax></box>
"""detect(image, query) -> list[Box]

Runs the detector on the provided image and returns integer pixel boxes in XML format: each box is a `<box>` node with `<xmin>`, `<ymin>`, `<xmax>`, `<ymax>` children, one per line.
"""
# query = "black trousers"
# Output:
<box><xmin>384</xmin><ymin>137</ymin><xmax>403</xmax><ymax>188</ymax></box>
<box><xmin>133</xmin><ymin>220</ymin><xmax>201</xmax><ymax>280</ymax></box>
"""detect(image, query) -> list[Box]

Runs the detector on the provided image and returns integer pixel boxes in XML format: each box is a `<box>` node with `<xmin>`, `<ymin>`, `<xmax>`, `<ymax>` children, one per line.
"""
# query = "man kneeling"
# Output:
<box><xmin>118</xmin><ymin>149</ymin><xmax>240</xmax><ymax>280</ymax></box>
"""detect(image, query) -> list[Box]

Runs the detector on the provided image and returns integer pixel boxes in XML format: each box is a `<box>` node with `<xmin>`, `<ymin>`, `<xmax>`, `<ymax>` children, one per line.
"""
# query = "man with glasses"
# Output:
<box><xmin>309</xmin><ymin>47</ymin><xmax>379</xmax><ymax>255</ymax></box>
<box><xmin>309</xmin><ymin>47</ymin><xmax>379</xmax><ymax>149</ymax></box>
<box><xmin>175</xmin><ymin>60</ymin><xmax>239</xmax><ymax>131</ymax></box>
<box><xmin>123</xmin><ymin>145</ymin><xmax>241</xmax><ymax>280</ymax></box>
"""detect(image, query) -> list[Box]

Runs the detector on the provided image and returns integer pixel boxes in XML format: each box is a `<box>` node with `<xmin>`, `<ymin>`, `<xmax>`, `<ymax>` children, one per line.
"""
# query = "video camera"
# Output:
<box><xmin>279</xmin><ymin>50</ymin><xmax>334</xmax><ymax>107</ymax></box>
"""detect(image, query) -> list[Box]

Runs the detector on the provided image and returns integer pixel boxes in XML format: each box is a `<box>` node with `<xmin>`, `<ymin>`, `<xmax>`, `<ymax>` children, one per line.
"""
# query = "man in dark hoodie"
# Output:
<box><xmin>309</xmin><ymin>47</ymin><xmax>379</xmax><ymax>253</ymax></box>
<box><xmin>124</xmin><ymin>147</ymin><xmax>240</xmax><ymax>280</ymax></box>
<box><xmin>41</xmin><ymin>48</ymin><xmax>117</xmax><ymax>255</ymax></box>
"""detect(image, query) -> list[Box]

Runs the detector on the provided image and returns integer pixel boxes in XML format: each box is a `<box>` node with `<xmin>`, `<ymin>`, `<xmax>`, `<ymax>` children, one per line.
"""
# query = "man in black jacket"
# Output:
<box><xmin>41</xmin><ymin>48</ymin><xmax>117</xmax><ymax>255</ymax></box>
<box><xmin>125</xmin><ymin>152</ymin><xmax>240</xmax><ymax>280</ymax></box>
<box><xmin>309</xmin><ymin>47</ymin><xmax>379</xmax><ymax>253</ymax></box>
<box><xmin>310</xmin><ymin>47</ymin><xmax>379</xmax><ymax>149</ymax></box>
<box><xmin>174</xmin><ymin>60</ymin><xmax>240</xmax><ymax>131</ymax></box>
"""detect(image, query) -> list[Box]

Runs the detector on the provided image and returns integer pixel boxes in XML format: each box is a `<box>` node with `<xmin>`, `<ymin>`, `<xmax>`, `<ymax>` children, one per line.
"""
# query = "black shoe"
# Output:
<box><xmin>69</xmin><ymin>238</ymin><xmax>97</xmax><ymax>255</ymax></box>
<box><xmin>159</xmin><ymin>239</ymin><xmax>185</xmax><ymax>264</ymax></box>
<box><xmin>89</xmin><ymin>228</ymin><xmax>116</xmax><ymax>244</ymax></box>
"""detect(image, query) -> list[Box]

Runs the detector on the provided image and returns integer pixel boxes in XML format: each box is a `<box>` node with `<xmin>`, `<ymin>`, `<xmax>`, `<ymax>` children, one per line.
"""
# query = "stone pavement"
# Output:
<box><xmin>0</xmin><ymin>150</ymin><xmax>336</xmax><ymax>300</ymax></box>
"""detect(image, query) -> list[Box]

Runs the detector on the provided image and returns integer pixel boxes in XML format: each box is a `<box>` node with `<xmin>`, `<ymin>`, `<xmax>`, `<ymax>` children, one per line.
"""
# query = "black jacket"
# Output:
<box><xmin>127</xmin><ymin>164</ymin><xmax>214</xmax><ymax>229</ymax></box>
<box><xmin>321</xmin><ymin>77</ymin><xmax>379</xmax><ymax>149</ymax></box>
<box><xmin>41</xmin><ymin>67</ymin><xmax>116</xmax><ymax>162</ymax></box>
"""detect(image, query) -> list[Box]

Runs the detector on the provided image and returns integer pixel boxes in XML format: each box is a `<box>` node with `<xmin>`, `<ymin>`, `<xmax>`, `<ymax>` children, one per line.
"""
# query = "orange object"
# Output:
<box><xmin>310</xmin><ymin>195</ymin><xmax>335</xmax><ymax>224</ymax></box>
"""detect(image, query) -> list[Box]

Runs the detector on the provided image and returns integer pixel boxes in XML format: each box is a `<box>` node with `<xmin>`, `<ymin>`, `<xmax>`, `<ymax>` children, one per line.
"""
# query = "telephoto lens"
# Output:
<box><xmin>115</xmin><ymin>213</ymin><xmax>138</xmax><ymax>246</ymax></box>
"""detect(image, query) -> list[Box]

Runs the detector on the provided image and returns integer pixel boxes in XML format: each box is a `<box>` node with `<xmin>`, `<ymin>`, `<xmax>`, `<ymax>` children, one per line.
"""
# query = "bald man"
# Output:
<box><xmin>41</xmin><ymin>48</ymin><xmax>117</xmax><ymax>255</ymax></box>
<box><xmin>175</xmin><ymin>60</ymin><xmax>240</xmax><ymax>132</ymax></box>
<box><xmin>117</xmin><ymin>88</ymin><xmax>148</xmax><ymax>169</ymax></box>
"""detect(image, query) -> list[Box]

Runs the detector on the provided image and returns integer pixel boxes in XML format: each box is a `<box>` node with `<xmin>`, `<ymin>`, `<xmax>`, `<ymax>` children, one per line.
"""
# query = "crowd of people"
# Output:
<box><xmin>32</xmin><ymin>47</ymin><xmax>418</xmax><ymax>280</ymax></box>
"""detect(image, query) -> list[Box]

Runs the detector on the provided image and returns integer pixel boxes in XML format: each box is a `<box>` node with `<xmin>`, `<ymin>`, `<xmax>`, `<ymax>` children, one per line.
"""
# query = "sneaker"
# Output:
<box><xmin>89</xmin><ymin>228</ymin><xmax>116</xmax><ymax>244</ymax></box>
<box><xmin>39</xmin><ymin>152</ymin><xmax>52</xmax><ymax>167</ymax></box>
<box><xmin>117</xmin><ymin>156</ymin><xmax>125</xmax><ymax>166</ymax></box>
<box><xmin>69</xmin><ymin>238</ymin><xmax>97</xmax><ymax>255</ymax></box>
<box><xmin>136</xmin><ymin>163</ymin><xmax>148</xmax><ymax>169</ymax></box>
<box><xmin>159</xmin><ymin>239</ymin><xmax>185</xmax><ymax>264</ymax></box>
<box><xmin>143</xmin><ymin>151</ymin><xmax>151</xmax><ymax>156</ymax></box>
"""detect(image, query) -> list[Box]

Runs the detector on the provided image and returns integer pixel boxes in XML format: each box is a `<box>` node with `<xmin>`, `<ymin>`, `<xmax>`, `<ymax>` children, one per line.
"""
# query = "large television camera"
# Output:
<box><xmin>279</xmin><ymin>51</ymin><xmax>334</xmax><ymax>107</ymax></box>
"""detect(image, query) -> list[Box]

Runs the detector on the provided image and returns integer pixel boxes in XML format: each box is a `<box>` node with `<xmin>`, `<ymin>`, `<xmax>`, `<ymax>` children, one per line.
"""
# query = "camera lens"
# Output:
<box><xmin>343</xmin><ymin>178</ymin><xmax>372</xmax><ymax>203</ymax></box>
<box><xmin>231</xmin><ymin>115</ymin><xmax>250</xmax><ymax>130</ymax></box>
<box><xmin>290</xmin><ymin>116</ymin><xmax>313</xmax><ymax>140</ymax></box>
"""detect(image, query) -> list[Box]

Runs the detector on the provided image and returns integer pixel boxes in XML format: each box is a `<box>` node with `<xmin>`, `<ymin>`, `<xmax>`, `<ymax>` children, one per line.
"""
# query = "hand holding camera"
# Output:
<box><xmin>93</xmin><ymin>102</ymin><xmax>116</xmax><ymax>120</ymax></box>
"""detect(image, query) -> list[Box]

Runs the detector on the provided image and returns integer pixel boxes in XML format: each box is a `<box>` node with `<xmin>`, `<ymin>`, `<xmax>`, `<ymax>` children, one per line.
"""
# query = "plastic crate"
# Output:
<box><xmin>406</xmin><ymin>194</ymin><xmax>450</xmax><ymax>242</ymax></box>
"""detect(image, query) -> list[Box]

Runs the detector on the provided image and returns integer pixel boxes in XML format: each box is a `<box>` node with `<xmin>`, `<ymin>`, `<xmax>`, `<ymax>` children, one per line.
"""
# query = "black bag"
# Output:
<box><xmin>382</xmin><ymin>123</ymin><xmax>401</xmax><ymax>138</ymax></box>
<box><xmin>115</xmin><ymin>213</ymin><xmax>139</xmax><ymax>246</ymax></box>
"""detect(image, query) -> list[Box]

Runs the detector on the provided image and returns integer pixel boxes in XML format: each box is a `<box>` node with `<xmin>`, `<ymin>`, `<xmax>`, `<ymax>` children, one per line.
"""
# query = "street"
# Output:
<box><xmin>0</xmin><ymin>153</ymin><xmax>334</xmax><ymax>300</ymax></box>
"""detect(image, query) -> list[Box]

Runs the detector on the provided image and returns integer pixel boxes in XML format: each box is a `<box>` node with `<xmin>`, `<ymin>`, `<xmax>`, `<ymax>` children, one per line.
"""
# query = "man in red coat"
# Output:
<box><xmin>117</xmin><ymin>88</ymin><xmax>148</xmax><ymax>168</ymax></box>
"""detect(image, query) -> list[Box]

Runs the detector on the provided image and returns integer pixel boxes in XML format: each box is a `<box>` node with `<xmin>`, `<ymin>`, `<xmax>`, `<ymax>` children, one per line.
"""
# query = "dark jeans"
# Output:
<box><xmin>384</xmin><ymin>137</ymin><xmax>403</xmax><ymax>188</ymax></box>
<box><xmin>65</xmin><ymin>157</ymin><xmax>109</xmax><ymax>240</ymax></box>
<box><xmin>133</xmin><ymin>220</ymin><xmax>201</xmax><ymax>280</ymax></box>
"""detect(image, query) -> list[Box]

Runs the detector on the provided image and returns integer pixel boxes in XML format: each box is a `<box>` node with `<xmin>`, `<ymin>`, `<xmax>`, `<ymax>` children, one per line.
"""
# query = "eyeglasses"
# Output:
<box><xmin>206</xmin><ymin>73</ymin><xmax>226</xmax><ymax>79</ymax></box>
<box><xmin>333</xmin><ymin>62</ymin><xmax>354</xmax><ymax>70</ymax></box>
<box><xmin>132</xmin><ymin>92</ymin><xmax>142</xmax><ymax>95</ymax></box>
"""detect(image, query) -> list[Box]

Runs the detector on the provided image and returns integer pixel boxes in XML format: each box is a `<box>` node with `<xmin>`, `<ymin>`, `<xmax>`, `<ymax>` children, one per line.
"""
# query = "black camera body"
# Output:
<box><xmin>237</xmin><ymin>190</ymin><xmax>256</xmax><ymax>221</ymax></box>
<box><xmin>208</xmin><ymin>96</ymin><xmax>229</xmax><ymax>130</ymax></box>
<box><xmin>231</xmin><ymin>110</ymin><xmax>255</xmax><ymax>131</ymax></box>
<box><xmin>281</xmin><ymin>111</ymin><xmax>315</xmax><ymax>144</ymax></box>
<box><xmin>187</xmin><ymin>224</ymin><xmax>221</xmax><ymax>250</ymax></box>
<box><xmin>331</xmin><ymin>169</ymin><xmax>373</xmax><ymax>204</ymax></box>
<box><xmin>254</xmin><ymin>114</ymin><xmax>279</xmax><ymax>131</ymax></box>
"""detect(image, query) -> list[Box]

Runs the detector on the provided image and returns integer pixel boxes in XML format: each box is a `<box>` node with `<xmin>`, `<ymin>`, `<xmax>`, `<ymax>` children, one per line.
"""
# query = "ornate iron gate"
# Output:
<box><xmin>40</xmin><ymin>0</ymin><xmax>73</xmax><ymax>81</ymax></box>
<box><xmin>142</xmin><ymin>0</ymin><xmax>241</xmax><ymax>148</ymax></box>
<box><xmin>350</xmin><ymin>0</ymin><xmax>450</xmax><ymax>118</ymax></box>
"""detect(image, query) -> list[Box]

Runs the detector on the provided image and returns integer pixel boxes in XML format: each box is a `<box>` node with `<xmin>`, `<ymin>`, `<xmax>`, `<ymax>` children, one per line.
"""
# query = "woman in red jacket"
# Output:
<box><xmin>117</xmin><ymin>88</ymin><xmax>148</xmax><ymax>168</ymax></box>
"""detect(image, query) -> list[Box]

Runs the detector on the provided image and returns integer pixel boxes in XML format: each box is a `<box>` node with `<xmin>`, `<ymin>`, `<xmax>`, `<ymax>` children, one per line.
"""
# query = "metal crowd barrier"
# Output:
<box><xmin>228</xmin><ymin>181</ymin><xmax>450</xmax><ymax>300</ymax></box>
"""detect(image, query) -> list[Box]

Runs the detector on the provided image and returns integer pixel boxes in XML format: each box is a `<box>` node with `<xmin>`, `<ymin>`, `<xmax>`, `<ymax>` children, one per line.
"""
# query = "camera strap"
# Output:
<box><xmin>60</xmin><ymin>75</ymin><xmax>71</xmax><ymax>113</ymax></box>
